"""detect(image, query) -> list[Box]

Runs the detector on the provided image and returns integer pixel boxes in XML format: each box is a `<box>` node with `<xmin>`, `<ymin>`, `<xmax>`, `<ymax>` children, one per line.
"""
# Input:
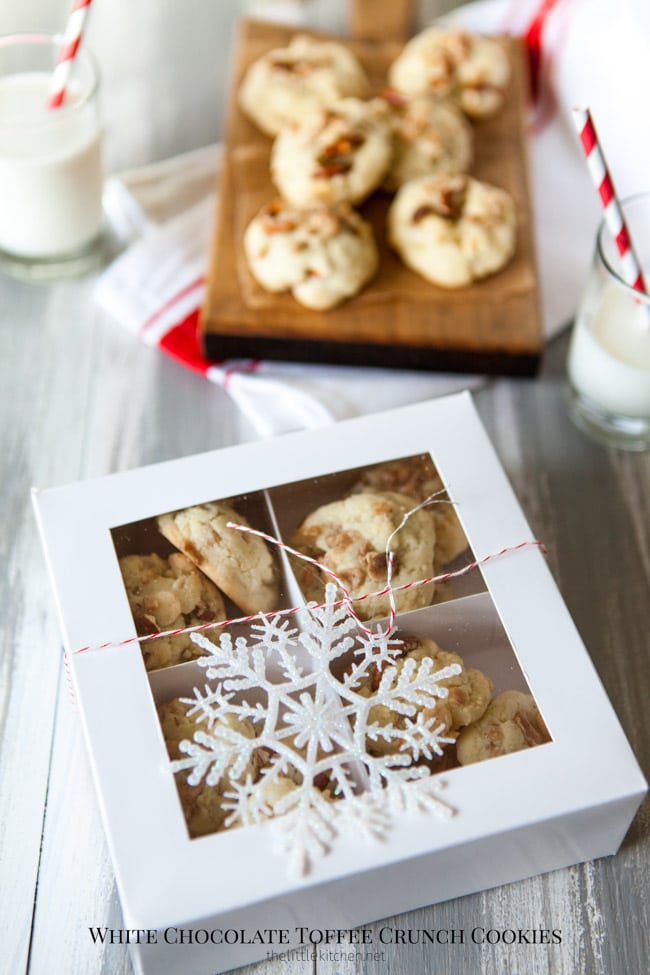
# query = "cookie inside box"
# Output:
<box><xmin>110</xmin><ymin>452</ymin><xmax>487</xmax><ymax>674</ymax></box>
<box><xmin>146</xmin><ymin>591</ymin><xmax>550</xmax><ymax>842</ymax></box>
<box><xmin>109</xmin><ymin>451</ymin><xmax>551</xmax><ymax>845</ymax></box>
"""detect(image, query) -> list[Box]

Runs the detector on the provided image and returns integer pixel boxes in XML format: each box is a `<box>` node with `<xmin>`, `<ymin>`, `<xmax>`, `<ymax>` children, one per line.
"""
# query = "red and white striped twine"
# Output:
<box><xmin>70</xmin><ymin>524</ymin><xmax>547</xmax><ymax>659</ymax></box>
<box><xmin>47</xmin><ymin>0</ymin><xmax>93</xmax><ymax>109</ymax></box>
<box><xmin>572</xmin><ymin>107</ymin><xmax>647</xmax><ymax>294</ymax></box>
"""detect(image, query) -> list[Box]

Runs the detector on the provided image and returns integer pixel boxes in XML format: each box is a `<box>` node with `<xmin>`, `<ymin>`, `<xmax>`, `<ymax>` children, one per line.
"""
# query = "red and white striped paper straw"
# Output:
<box><xmin>572</xmin><ymin>107</ymin><xmax>647</xmax><ymax>294</ymax></box>
<box><xmin>47</xmin><ymin>0</ymin><xmax>93</xmax><ymax>109</ymax></box>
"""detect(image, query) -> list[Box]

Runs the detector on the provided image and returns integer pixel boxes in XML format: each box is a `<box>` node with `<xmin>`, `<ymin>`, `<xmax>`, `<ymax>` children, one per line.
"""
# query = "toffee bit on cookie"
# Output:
<box><xmin>263</xmin><ymin>200</ymin><xmax>284</xmax><ymax>216</ymax></box>
<box><xmin>466</xmin><ymin>80</ymin><xmax>504</xmax><ymax>97</ymax></box>
<box><xmin>395</xmin><ymin>634</ymin><xmax>422</xmax><ymax>655</ymax></box>
<box><xmin>326</xmin><ymin>529</ymin><xmax>361</xmax><ymax>549</ymax></box>
<box><xmin>314</xmin><ymin>161</ymin><xmax>354</xmax><ymax>179</ymax></box>
<box><xmin>318</xmin><ymin>132</ymin><xmax>366</xmax><ymax>162</ymax></box>
<box><xmin>412</xmin><ymin>204</ymin><xmax>437</xmax><ymax>225</ymax></box>
<box><xmin>379</xmin><ymin>86</ymin><xmax>408</xmax><ymax>107</ymax></box>
<box><xmin>365</xmin><ymin>550</ymin><xmax>398</xmax><ymax>581</ymax></box>
<box><xmin>429</xmin><ymin>174</ymin><xmax>468</xmax><ymax>220</ymax></box>
<box><xmin>338</xmin><ymin>567</ymin><xmax>367</xmax><ymax>590</ymax></box>
<box><xmin>263</xmin><ymin>216</ymin><xmax>298</xmax><ymax>234</ymax></box>
<box><xmin>314</xmin><ymin>132</ymin><xmax>366</xmax><ymax>179</ymax></box>
<box><xmin>133</xmin><ymin>613</ymin><xmax>160</xmax><ymax>636</ymax></box>
<box><xmin>269</xmin><ymin>57</ymin><xmax>326</xmax><ymax>77</ymax></box>
<box><xmin>513</xmin><ymin>707</ymin><xmax>550</xmax><ymax>747</ymax></box>
<box><xmin>371</xmin><ymin>500</ymin><xmax>393</xmax><ymax>517</ymax></box>
<box><xmin>313</xmin><ymin>771</ymin><xmax>331</xmax><ymax>791</ymax></box>
<box><xmin>261</xmin><ymin>200</ymin><xmax>298</xmax><ymax>235</ymax></box>
<box><xmin>182</xmin><ymin>539</ymin><xmax>205</xmax><ymax>566</ymax></box>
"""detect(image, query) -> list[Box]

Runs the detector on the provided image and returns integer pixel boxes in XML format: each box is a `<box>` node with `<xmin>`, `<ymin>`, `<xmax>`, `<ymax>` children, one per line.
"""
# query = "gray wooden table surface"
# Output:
<box><xmin>1</xmin><ymin>2</ymin><xmax>648</xmax><ymax>975</ymax></box>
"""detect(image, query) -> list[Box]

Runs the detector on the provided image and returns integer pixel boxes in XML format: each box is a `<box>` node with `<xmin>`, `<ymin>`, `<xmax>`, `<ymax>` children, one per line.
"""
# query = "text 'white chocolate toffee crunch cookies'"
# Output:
<box><xmin>388</xmin><ymin>173</ymin><xmax>516</xmax><ymax>288</ymax></box>
<box><xmin>157</xmin><ymin>502</ymin><xmax>279</xmax><ymax>615</ymax></box>
<box><xmin>244</xmin><ymin>200</ymin><xmax>378</xmax><ymax>310</ymax></box>
<box><xmin>389</xmin><ymin>27</ymin><xmax>511</xmax><ymax>120</ymax></box>
<box><xmin>271</xmin><ymin>98</ymin><xmax>393</xmax><ymax>207</ymax></box>
<box><xmin>290</xmin><ymin>491</ymin><xmax>436</xmax><ymax>621</ymax></box>
<box><xmin>118</xmin><ymin>553</ymin><xmax>226</xmax><ymax>671</ymax></box>
<box><xmin>457</xmin><ymin>690</ymin><xmax>551</xmax><ymax>766</ymax></box>
<box><xmin>381</xmin><ymin>92</ymin><xmax>473</xmax><ymax>192</ymax></box>
<box><xmin>239</xmin><ymin>34</ymin><xmax>370</xmax><ymax>137</ymax></box>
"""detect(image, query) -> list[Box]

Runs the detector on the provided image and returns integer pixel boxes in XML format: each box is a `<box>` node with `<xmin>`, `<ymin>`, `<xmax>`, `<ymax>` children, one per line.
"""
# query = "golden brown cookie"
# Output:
<box><xmin>388</xmin><ymin>172</ymin><xmax>517</xmax><ymax>288</ymax></box>
<box><xmin>356</xmin><ymin>634</ymin><xmax>493</xmax><ymax>758</ymax></box>
<box><xmin>119</xmin><ymin>552</ymin><xmax>226</xmax><ymax>671</ymax></box>
<box><xmin>350</xmin><ymin>454</ymin><xmax>468</xmax><ymax>567</ymax></box>
<box><xmin>290</xmin><ymin>491</ymin><xmax>436</xmax><ymax>620</ymax></box>
<box><xmin>389</xmin><ymin>27</ymin><xmax>510</xmax><ymax>119</ymax></box>
<box><xmin>158</xmin><ymin>698</ymin><xmax>262</xmax><ymax>838</ymax></box>
<box><xmin>244</xmin><ymin>199</ymin><xmax>378</xmax><ymax>310</ymax></box>
<box><xmin>157</xmin><ymin>502</ymin><xmax>279</xmax><ymax>615</ymax></box>
<box><xmin>382</xmin><ymin>92</ymin><xmax>473</xmax><ymax>191</ymax></box>
<box><xmin>456</xmin><ymin>690</ymin><xmax>551</xmax><ymax>766</ymax></box>
<box><xmin>239</xmin><ymin>34</ymin><xmax>370</xmax><ymax>136</ymax></box>
<box><xmin>271</xmin><ymin>98</ymin><xmax>393</xmax><ymax>207</ymax></box>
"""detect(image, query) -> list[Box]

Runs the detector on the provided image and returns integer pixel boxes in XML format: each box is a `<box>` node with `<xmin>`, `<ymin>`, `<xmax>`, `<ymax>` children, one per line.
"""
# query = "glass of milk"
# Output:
<box><xmin>0</xmin><ymin>33</ymin><xmax>104</xmax><ymax>280</ymax></box>
<box><xmin>567</xmin><ymin>193</ymin><xmax>650</xmax><ymax>451</ymax></box>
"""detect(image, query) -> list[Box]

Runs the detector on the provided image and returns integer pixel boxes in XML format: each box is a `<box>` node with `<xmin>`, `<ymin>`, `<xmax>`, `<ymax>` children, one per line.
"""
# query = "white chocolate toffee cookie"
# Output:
<box><xmin>119</xmin><ymin>553</ymin><xmax>226</xmax><ymax>671</ymax></box>
<box><xmin>271</xmin><ymin>98</ymin><xmax>392</xmax><ymax>207</ymax></box>
<box><xmin>355</xmin><ymin>635</ymin><xmax>493</xmax><ymax>757</ymax></box>
<box><xmin>157</xmin><ymin>502</ymin><xmax>279</xmax><ymax>615</ymax></box>
<box><xmin>388</xmin><ymin>173</ymin><xmax>516</xmax><ymax>288</ymax></box>
<box><xmin>290</xmin><ymin>491</ymin><xmax>436</xmax><ymax>620</ymax></box>
<box><xmin>457</xmin><ymin>690</ymin><xmax>551</xmax><ymax>766</ymax></box>
<box><xmin>350</xmin><ymin>454</ymin><xmax>468</xmax><ymax>566</ymax></box>
<box><xmin>239</xmin><ymin>34</ymin><xmax>370</xmax><ymax>137</ymax></box>
<box><xmin>159</xmin><ymin>698</ymin><xmax>262</xmax><ymax>837</ymax></box>
<box><xmin>388</xmin><ymin>27</ymin><xmax>510</xmax><ymax>119</ymax></box>
<box><xmin>381</xmin><ymin>92</ymin><xmax>473</xmax><ymax>191</ymax></box>
<box><xmin>244</xmin><ymin>200</ymin><xmax>378</xmax><ymax>310</ymax></box>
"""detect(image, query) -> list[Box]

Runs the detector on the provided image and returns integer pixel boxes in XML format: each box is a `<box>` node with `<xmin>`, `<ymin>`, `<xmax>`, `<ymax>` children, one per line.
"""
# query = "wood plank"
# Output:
<box><xmin>348</xmin><ymin>0</ymin><xmax>414</xmax><ymax>42</ymax></box>
<box><xmin>0</xmin><ymin>279</ymin><xmax>101</xmax><ymax>975</ymax></box>
<box><xmin>201</xmin><ymin>18</ymin><xmax>542</xmax><ymax>374</ymax></box>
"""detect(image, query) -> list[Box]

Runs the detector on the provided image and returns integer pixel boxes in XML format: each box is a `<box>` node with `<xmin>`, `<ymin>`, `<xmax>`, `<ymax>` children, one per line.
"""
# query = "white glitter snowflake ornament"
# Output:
<box><xmin>171</xmin><ymin>584</ymin><xmax>460</xmax><ymax>877</ymax></box>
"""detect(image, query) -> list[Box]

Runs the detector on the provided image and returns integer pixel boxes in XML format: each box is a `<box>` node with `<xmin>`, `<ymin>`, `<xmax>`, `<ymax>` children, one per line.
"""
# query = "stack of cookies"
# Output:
<box><xmin>118</xmin><ymin>499</ymin><xmax>280</xmax><ymax>671</ymax></box>
<box><xmin>158</xmin><ymin>697</ymin><xmax>308</xmax><ymax>838</ymax></box>
<box><xmin>289</xmin><ymin>454</ymin><xmax>469</xmax><ymax>620</ymax></box>
<box><xmin>350</xmin><ymin>633</ymin><xmax>550</xmax><ymax>773</ymax></box>
<box><xmin>240</xmin><ymin>26</ymin><xmax>517</xmax><ymax>308</ymax></box>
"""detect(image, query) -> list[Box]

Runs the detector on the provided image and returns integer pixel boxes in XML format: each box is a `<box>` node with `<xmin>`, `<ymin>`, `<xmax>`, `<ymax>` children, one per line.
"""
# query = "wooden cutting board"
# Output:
<box><xmin>200</xmin><ymin>18</ymin><xmax>542</xmax><ymax>376</ymax></box>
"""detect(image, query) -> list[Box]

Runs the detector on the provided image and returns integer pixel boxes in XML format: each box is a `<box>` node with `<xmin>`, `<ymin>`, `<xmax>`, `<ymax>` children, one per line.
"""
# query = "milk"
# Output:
<box><xmin>568</xmin><ymin>283</ymin><xmax>650</xmax><ymax>420</ymax></box>
<box><xmin>0</xmin><ymin>72</ymin><xmax>103</xmax><ymax>258</ymax></box>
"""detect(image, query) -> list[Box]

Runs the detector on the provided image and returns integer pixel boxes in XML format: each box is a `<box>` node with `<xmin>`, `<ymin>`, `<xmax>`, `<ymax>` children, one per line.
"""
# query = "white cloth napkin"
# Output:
<box><xmin>96</xmin><ymin>0</ymin><xmax>650</xmax><ymax>437</ymax></box>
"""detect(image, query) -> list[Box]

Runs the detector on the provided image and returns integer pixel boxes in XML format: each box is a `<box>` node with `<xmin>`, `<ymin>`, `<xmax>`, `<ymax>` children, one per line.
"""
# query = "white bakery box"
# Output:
<box><xmin>33</xmin><ymin>392</ymin><xmax>646</xmax><ymax>975</ymax></box>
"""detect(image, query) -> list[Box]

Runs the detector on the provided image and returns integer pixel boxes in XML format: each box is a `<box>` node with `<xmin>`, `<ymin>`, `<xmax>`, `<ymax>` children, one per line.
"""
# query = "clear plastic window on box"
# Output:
<box><xmin>110</xmin><ymin>452</ymin><xmax>551</xmax><ymax>842</ymax></box>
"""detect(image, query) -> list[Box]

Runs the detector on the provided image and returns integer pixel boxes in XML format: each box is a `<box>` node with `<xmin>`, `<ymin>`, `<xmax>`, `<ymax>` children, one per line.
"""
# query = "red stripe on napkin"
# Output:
<box><xmin>158</xmin><ymin>309</ymin><xmax>213</xmax><ymax>376</ymax></box>
<box><xmin>524</xmin><ymin>0</ymin><xmax>562</xmax><ymax>100</ymax></box>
